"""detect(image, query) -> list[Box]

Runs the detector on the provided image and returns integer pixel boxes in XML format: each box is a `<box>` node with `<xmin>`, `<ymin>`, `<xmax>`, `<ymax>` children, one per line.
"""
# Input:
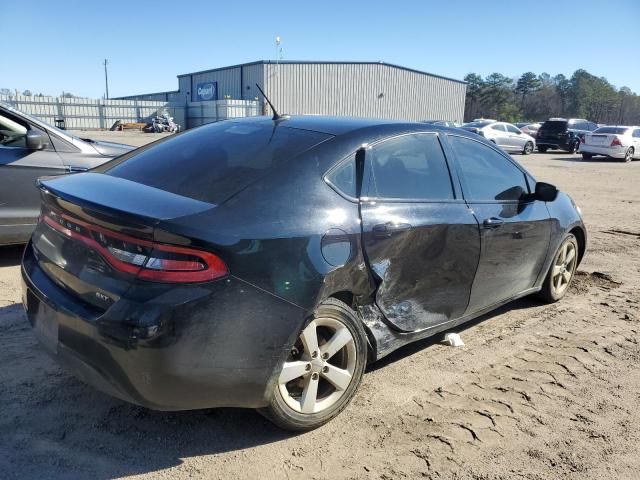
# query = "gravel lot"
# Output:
<box><xmin>1</xmin><ymin>130</ymin><xmax>639</xmax><ymax>479</ymax></box>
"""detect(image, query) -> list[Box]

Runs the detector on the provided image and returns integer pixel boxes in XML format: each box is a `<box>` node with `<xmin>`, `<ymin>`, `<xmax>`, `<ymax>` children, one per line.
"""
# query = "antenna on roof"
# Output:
<box><xmin>255</xmin><ymin>83</ymin><xmax>289</xmax><ymax>121</ymax></box>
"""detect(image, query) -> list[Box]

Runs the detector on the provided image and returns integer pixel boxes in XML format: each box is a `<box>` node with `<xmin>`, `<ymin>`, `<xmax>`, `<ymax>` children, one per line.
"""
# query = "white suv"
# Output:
<box><xmin>581</xmin><ymin>126</ymin><xmax>640</xmax><ymax>162</ymax></box>
<box><xmin>461</xmin><ymin>120</ymin><xmax>536</xmax><ymax>155</ymax></box>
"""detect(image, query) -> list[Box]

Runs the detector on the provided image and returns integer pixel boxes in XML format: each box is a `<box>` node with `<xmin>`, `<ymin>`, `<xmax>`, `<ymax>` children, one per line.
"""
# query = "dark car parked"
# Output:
<box><xmin>0</xmin><ymin>103</ymin><xmax>133</xmax><ymax>245</ymax></box>
<box><xmin>536</xmin><ymin>118</ymin><xmax>598</xmax><ymax>153</ymax></box>
<box><xmin>22</xmin><ymin>116</ymin><xmax>586</xmax><ymax>431</ymax></box>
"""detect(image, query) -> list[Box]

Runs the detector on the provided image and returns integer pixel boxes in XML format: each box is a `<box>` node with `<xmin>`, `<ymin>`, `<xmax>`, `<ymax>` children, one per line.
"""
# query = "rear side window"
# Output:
<box><xmin>105</xmin><ymin>122</ymin><xmax>331</xmax><ymax>203</ymax></box>
<box><xmin>326</xmin><ymin>154</ymin><xmax>356</xmax><ymax>198</ymax></box>
<box><xmin>364</xmin><ymin>133</ymin><xmax>454</xmax><ymax>200</ymax></box>
<box><xmin>449</xmin><ymin>135</ymin><xmax>529</xmax><ymax>202</ymax></box>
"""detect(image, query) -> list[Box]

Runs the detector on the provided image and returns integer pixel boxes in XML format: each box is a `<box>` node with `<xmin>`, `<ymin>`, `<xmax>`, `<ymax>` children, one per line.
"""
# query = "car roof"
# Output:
<box><xmin>228</xmin><ymin>115</ymin><xmax>407</xmax><ymax>136</ymax></box>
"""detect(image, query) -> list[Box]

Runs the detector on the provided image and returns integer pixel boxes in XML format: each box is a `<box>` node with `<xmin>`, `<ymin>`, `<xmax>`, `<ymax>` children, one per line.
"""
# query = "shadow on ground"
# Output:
<box><xmin>0</xmin><ymin>271</ymin><xmax>544</xmax><ymax>479</ymax></box>
<box><xmin>0</xmin><ymin>245</ymin><xmax>24</xmax><ymax>267</ymax></box>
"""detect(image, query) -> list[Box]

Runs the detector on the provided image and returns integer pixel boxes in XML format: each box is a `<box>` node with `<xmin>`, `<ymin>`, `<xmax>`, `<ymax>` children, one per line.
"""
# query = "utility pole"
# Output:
<box><xmin>103</xmin><ymin>59</ymin><xmax>109</xmax><ymax>99</ymax></box>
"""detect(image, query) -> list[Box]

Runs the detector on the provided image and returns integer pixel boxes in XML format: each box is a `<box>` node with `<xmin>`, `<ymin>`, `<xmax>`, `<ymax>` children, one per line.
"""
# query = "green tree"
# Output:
<box><xmin>553</xmin><ymin>74</ymin><xmax>571</xmax><ymax>116</ymax></box>
<box><xmin>480</xmin><ymin>73</ymin><xmax>514</xmax><ymax>119</ymax></box>
<box><xmin>515</xmin><ymin>72</ymin><xmax>541</xmax><ymax>108</ymax></box>
<box><xmin>463</xmin><ymin>73</ymin><xmax>484</xmax><ymax>121</ymax></box>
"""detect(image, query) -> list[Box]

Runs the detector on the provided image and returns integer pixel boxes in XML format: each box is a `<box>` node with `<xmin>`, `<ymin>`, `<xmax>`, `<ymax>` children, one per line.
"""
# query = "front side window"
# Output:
<box><xmin>633</xmin><ymin>129</ymin><xmax>640</xmax><ymax>138</ymax></box>
<box><xmin>506</xmin><ymin>124</ymin><xmax>521</xmax><ymax>134</ymax></box>
<box><xmin>364</xmin><ymin>133</ymin><xmax>454</xmax><ymax>201</ymax></box>
<box><xmin>491</xmin><ymin>124</ymin><xmax>506</xmax><ymax>132</ymax></box>
<box><xmin>0</xmin><ymin>112</ymin><xmax>28</xmax><ymax>148</ymax></box>
<box><xmin>449</xmin><ymin>135</ymin><xmax>529</xmax><ymax>202</ymax></box>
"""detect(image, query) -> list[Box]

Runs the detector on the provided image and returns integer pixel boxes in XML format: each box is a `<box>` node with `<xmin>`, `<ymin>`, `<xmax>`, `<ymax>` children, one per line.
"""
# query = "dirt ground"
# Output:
<box><xmin>1</xmin><ymin>131</ymin><xmax>639</xmax><ymax>480</ymax></box>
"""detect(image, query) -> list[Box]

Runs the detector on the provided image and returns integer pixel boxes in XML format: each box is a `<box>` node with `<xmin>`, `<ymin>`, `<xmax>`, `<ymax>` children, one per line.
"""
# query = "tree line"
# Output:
<box><xmin>463</xmin><ymin>70</ymin><xmax>640</xmax><ymax>125</ymax></box>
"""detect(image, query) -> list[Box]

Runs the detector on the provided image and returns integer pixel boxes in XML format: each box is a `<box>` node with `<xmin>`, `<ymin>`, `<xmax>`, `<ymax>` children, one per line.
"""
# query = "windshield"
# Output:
<box><xmin>104</xmin><ymin>120</ymin><xmax>332</xmax><ymax>204</ymax></box>
<box><xmin>593</xmin><ymin>127</ymin><xmax>629</xmax><ymax>135</ymax></box>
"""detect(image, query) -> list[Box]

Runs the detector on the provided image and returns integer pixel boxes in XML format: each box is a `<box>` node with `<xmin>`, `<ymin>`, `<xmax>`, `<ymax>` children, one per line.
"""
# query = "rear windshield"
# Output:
<box><xmin>540</xmin><ymin>120</ymin><xmax>567</xmax><ymax>133</ymax></box>
<box><xmin>593</xmin><ymin>127</ymin><xmax>629</xmax><ymax>135</ymax></box>
<box><xmin>463</xmin><ymin>121</ymin><xmax>492</xmax><ymax>128</ymax></box>
<box><xmin>104</xmin><ymin>121</ymin><xmax>331</xmax><ymax>203</ymax></box>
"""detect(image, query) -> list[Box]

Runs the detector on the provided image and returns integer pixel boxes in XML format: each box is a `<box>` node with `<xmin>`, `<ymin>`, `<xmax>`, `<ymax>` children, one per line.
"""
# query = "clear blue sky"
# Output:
<box><xmin>3</xmin><ymin>0</ymin><xmax>639</xmax><ymax>98</ymax></box>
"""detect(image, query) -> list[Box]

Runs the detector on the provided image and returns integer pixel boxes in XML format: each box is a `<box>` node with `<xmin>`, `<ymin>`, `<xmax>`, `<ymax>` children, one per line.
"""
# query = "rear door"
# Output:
<box><xmin>447</xmin><ymin>134</ymin><xmax>551</xmax><ymax>314</ymax></box>
<box><xmin>488</xmin><ymin>123</ymin><xmax>510</xmax><ymax>150</ymax></box>
<box><xmin>633</xmin><ymin>129</ymin><xmax>640</xmax><ymax>154</ymax></box>
<box><xmin>0</xmin><ymin>108</ymin><xmax>66</xmax><ymax>243</ymax></box>
<box><xmin>359</xmin><ymin>133</ymin><xmax>480</xmax><ymax>332</ymax></box>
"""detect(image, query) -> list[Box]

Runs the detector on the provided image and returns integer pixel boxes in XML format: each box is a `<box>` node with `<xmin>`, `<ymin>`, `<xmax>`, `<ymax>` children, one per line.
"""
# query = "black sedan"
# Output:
<box><xmin>0</xmin><ymin>103</ymin><xmax>133</xmax><ymax>245</ymax></box>
<box><xmin>22</xmin><ymin>116</ymin><xmax>586</xmax><ymax>431</ymax></box>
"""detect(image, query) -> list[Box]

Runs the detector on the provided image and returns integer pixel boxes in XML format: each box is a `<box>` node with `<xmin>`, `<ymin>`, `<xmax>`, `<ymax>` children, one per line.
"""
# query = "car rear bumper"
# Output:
<box><xmin>21</xmin><ymin>242</ymin><xmax>306</xmax><ymax>411</ymax></box>
<box><xmin>537</xmin><ymin>139</ymin><xmax>572</xmax><ymax>150</ymax></box>
<box><xmin>580</xmin><ymin>145</ymin><xmax>627</xmax><ymax>158</ymax></box>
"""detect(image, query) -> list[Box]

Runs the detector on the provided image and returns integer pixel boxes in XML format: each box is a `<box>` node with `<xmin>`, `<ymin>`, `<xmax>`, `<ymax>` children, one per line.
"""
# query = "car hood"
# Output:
<box><xmin>83</xmin><ymin>139</ymin><xmax>135</xmax><ymax>157</ymax></box>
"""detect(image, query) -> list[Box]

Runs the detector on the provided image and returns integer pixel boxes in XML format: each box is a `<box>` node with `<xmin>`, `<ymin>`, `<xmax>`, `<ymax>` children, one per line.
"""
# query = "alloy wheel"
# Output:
<box><xmin>524</xmin><ymin>142</ymin><xmax>534</xmax><ymax>155</ymax></box>
<box><xmin>625</xmin><ymin>148</ymin><xmax>634</xmax><ymax>162</ymax></box>
<box><xmin>551</xmin><ymin>240</ymin><xmax>577</xmax><ymax>297</ymax></box>
<box><xmin>278</xmin><ymin>318</ymin><xmax>357</xmax><ymax>414</ymax></box>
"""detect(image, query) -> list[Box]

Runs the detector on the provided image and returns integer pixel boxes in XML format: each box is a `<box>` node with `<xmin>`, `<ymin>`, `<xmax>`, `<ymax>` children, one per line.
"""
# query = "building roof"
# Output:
<box><xmin>176</xmin><ymin>60</ymin><xmax>466</xmax><ymax>85</ymax></box>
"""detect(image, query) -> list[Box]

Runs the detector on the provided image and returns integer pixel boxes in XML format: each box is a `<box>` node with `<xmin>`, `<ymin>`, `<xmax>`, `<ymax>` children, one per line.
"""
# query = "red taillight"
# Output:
<box><xmin>580</xmin><ymin>136</ymin><xmax>585</xmax><ymax>144</ymax></box>
<box><xmin>611</xmin><ymin>137</ymin><xmax>622</xmax><ymax>147</ymax></box>
<box><xmin>42</xmin><ymin>212</ymin><xmax>227</xmax><ymax>283</ymax></box>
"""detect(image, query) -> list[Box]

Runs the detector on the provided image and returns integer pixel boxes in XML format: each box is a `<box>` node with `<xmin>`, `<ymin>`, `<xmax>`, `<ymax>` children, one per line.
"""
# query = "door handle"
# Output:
<box><xmin>373</xmin><ymin>222</ymin><xmax>413</xmax><ymax>237</ymax></box>
<box><xmin>482</xmin><ymin>217</ymin><xmax>504</xmax><ymax>229</ymax></box>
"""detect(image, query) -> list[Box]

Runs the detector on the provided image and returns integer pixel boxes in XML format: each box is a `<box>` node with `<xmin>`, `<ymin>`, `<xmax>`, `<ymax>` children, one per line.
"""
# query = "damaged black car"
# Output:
<box><xmin>22</xmin><ymin>116</ymin><xmax>586</xmax><ymax>431</ymax></box>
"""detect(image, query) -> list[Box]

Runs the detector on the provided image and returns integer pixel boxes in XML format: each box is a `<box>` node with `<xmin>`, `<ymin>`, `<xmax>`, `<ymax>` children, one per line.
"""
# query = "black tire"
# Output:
<box><xmin>259</xmin><ymin>298</ymin><xmax>368</xmax><ymax>431</ymax></box>
<box><xmin>538</xmin><ymin>146</ymin><xmax>548</xmax><ymax>153</ymax></box>
<box><xmin>568</xmin><ymin>140</ymin><xmax>580</xmax><ymax>154</ymax></box>
<box><xmin>522</xmin><ymin>141</ymin><xmax>534</xmax><ymax>155</ymax></box>
<box><xmin>624</xmin><ymin>147</ymin><xmax>634</xmax><ymax>162</ymax></box>
<box><xmin>581</xmin><ymin>153</ymin><xmax>592</xmax><ymax>160</ymax></box>
<box><xmin>537</xmin><ymin>234</ymin><xmax>579</xmax><ymax>304</ymax></box>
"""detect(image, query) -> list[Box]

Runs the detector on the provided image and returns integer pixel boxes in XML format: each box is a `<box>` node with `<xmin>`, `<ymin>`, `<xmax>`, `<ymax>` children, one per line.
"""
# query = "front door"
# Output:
<box><xmin>505</xmin><ymin>123</ymin><xmax>527</xmax><ymax>151</ymax></box>
<box><xmin>0</xmin><ymin>109</ymin><xmax>66</xmax><ymax>243</ymax></box>
<box><xmin>446</xmin><ymin>134</ymin><xmax>551</xmax><ymax>314</ymax></box>
<box><xmin>359</xmin><ymin>132</ymin><xmax>480</xmax><ymax>333</ymax></box>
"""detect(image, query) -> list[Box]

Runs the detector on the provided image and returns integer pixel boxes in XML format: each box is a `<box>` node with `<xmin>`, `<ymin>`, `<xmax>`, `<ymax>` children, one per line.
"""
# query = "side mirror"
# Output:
<box><xmin>26</xmin><ymin>130</ymin><xmax>49</xmax><ymax>151</ymax></box>
<box><xmin>534</xmin><ymin>182</ymin><xmax>558</xmax><ymax>202</ymax></box>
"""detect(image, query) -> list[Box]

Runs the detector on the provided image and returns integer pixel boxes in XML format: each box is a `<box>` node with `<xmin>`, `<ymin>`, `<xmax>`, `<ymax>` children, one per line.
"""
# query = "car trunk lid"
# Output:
<box><xmin>32</xmin><ymin>172</ymin><xmax>216</xmax><ymax>311</ymax></box>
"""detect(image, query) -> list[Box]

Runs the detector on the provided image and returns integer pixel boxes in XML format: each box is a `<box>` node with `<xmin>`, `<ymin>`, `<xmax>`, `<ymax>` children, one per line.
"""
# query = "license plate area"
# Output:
<box><xmin>26</xmin><ymin>288</ymin><xmax>59</xmax><ymax>354</ymax></box>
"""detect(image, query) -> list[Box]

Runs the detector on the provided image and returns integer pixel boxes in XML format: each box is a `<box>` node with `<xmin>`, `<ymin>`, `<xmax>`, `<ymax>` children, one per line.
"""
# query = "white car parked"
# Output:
<box><xmin>461</xmin><ymin>120</ymin><xmax>536</xmax><ymax>155</ymax></box>
<box><xmin>581</xmin><ymin>126</ymin><xmax>640</xmax><ymax>162</ymax></box>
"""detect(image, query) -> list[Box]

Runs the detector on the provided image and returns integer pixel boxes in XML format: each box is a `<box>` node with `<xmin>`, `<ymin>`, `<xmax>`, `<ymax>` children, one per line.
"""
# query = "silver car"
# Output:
<box><xmin>462</xmin><ymin>120</ymin><xmax>536</xmax><ymax>155</ymax></box>
<box><xmin>581</xmin><ymin>126</ymin><xmax>640</xmax><ymax>162</ymax></box>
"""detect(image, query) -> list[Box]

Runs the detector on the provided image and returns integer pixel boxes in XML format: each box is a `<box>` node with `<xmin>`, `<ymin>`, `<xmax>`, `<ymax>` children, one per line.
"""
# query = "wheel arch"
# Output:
<box><xmin>326</xmin><ymin>291</ymin><xmax>377</xmax><ymax>363</ymax></box>
<box><xmin>569</xmin><ymin>226</ymin><xmax>586</xmax><ymax>265</ymax></box>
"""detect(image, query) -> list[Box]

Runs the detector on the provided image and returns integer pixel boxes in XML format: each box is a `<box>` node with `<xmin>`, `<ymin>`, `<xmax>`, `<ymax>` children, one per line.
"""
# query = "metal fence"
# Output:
<box><xmin>0</xmin><ymin>94</ymin><xmax>174</xmax><ymax>130</ymax></box>
<box><xmin>0</xmin><ymin>95</ymin><xmax>260</xmax><ymax>130</ymax></box>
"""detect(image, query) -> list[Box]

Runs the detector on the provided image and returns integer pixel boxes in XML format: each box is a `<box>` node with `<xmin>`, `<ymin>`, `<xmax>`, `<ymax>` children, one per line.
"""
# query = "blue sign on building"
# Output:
<box><xmin>195</xmin><ymin>82</ymin><xmax>217</xmax><ymax>101</ymax></box>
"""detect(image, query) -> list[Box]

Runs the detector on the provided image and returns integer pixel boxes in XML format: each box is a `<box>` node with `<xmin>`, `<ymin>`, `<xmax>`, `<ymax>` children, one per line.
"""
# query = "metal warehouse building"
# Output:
<box><xmin>118</xmin><ymin>60</ymin><xmax>466</xmax><ymax>128</ymax></box>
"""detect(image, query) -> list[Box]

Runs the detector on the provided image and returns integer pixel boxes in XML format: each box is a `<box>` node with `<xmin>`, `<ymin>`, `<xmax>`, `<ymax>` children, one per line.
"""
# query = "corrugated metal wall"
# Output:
<box><xmin>188</xmin><ymin>67</ymin><xmax>241</xmax><ymax>102</ymax></box>
<box><xmin>262</xmin><ymin>63</ymin><xmax>466</xmax><ymax>122</ymax></box>
<box><xmin>117</xmin><ymin>61</ymin><xmax>466</xmax><ymax>126</ymax></box>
